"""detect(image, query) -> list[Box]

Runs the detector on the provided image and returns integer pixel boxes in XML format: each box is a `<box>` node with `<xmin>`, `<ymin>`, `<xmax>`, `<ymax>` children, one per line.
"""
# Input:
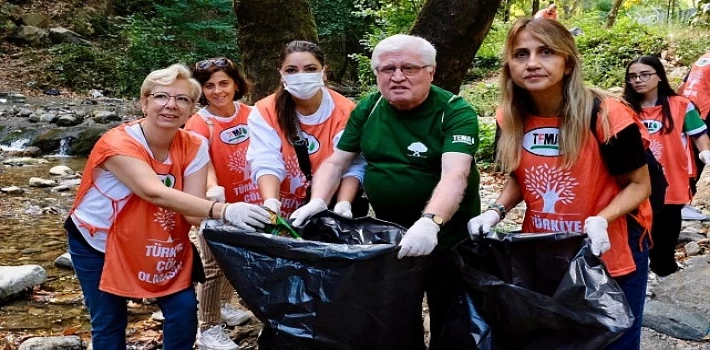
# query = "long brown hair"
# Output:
<box><xmin>497</xmin><ymin>18</ymin><xmax>611</xmax><ymax>172</ymax></box>
<box><xmin>275</xmin><ymin>40</ymin><xmax>325</xmax><ymax>141</ymax></box>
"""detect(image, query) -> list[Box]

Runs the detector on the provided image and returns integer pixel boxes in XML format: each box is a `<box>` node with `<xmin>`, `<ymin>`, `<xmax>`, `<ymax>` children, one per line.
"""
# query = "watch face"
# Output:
<box><xmin>424</xmin><ymin>213</ymin><xmax>443</xmax><ymax>225</ymax></box>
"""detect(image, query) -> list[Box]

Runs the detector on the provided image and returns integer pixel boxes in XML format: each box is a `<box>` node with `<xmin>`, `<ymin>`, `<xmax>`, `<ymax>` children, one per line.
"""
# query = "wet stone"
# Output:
<box><xmin>1</xmin><ymin>186</ymin><xmax>24</xmax><ymax>194</ymax></box>
<box><xmin>54</xmin><ymin>253</ymin><xmax>73</xmax><ymax>270</ymax></box>
<box><xmin>21</xmin><ymin>247</ymin><xmax>43</xmax><ymax>254</ymax></box>
<box><xmin>17</xmin><ymin>335</ymin><xmax>82</xmax><ymax>350</ymax></box>
<box><xmin>684</xmin><ymin>242</ymin><xmax>701</xmax><ymax>257</ymax></box>
<box><xmin>0</xmin><ymin>265</ymin><xmax>47</xmax><ymax>301</ymax></box>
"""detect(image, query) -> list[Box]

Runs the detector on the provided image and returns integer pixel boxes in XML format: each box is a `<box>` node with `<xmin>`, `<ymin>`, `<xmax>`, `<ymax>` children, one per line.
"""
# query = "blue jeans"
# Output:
<box><xmin>67</xmin><ymin>220</ymin><xmax>198</xmax><ymax>350</ymax></box>
<box><xmin>605</xmin><ymin>217</ymin><xmax>649</xmax><ymax>350</ymax></box>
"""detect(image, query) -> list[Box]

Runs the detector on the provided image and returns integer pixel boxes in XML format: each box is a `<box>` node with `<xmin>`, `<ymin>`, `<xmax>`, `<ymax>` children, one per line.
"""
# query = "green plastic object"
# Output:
<box><xmin>264</xmin><ymin>214</ymin><xmax>302</xmax><ymax>239</ymax></box>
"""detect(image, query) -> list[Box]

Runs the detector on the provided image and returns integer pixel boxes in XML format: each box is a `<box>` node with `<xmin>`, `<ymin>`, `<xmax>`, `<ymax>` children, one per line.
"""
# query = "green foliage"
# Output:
<box><xmin>349</xmin><ymin>0</ymin><xmax>424</xmax><ymax>90</ymax></box>
<box><xmin>47</xmin><ymin>44</ymin><xmax>120</xmax><ymax>92</ymax></box>
<box><xmin>476</xmin><ymin>121</ymin><xmax>498</xmax><ymax>165</ymax></box>
<box><xmin>460</xmin><ymin>82</ymin><xmax>500</xmax><ymax>119</ymax></box>
<box><xmin>49</xmin><ymin>0</ymin><xmax>239</xmax><ymax>97</ymax></box>
<box><xmin>461</xmin><ymin>82</ymin><xmax>500</xmax><ymax>164</ymax></box>
<box><xmin>574</xmin><ymin>14</ymin><xmax>667</xmax><ymax>88</ymax></box>
<box><xmin>467</xmin><ymin>20</ymin><xmax>508</xmax><ymax>80</ymax></box>
<box><xmin>669</xmin><ymin>29</ymin><xmax>710</xmax><ymax>66</ymax></box>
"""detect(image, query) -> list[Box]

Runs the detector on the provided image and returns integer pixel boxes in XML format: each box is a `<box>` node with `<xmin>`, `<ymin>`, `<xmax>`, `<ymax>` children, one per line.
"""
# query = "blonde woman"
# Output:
<box><xmin>467</xmin><ymin>18</ymin><xmax>651</xmax><ymax>349</ymax></box>
<box><xmin>66</xmin><ymin>64</ymin><xmax>270</xmax><ymax>349</ymax></box>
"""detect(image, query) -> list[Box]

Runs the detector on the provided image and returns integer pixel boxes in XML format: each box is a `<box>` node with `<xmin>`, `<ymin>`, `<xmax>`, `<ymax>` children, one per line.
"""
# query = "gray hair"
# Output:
<box><xmin>370</xmin><ymin>34</ymin><xmax>437</xmax><ymax>73</ymax></box>
<box><xmin>140</xmin><ymin>64</ymin><xmax>202</xmax><ymax>103</ymax></box>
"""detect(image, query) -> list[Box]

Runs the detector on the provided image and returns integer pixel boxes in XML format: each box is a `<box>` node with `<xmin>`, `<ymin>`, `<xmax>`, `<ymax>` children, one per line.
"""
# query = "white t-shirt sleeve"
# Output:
<box><xmin>185</xmin><ymin>138</ymin><xmax>210</xmax><ymax>177</ymax></box>
<box><xmin>333</xmin><ymin>129</ymin><xmax>365</xmax><ymax>183</ymax></box>
<box><xmin>246</xmin><ymin>108</ymin><xmax>286</xmax><ymax>182</ymax></box>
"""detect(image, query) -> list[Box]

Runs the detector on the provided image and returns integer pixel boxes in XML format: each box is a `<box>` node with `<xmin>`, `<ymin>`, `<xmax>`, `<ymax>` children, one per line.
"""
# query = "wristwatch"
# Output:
<box><xmin>421</xmin><ymin>213</ymin><xmax>444</xmax><ymax>227</ymax></box>
<box><xmin>487</xmin><ymin>203</ymin><xmax>506</xmax><ymax>220</ymax></box>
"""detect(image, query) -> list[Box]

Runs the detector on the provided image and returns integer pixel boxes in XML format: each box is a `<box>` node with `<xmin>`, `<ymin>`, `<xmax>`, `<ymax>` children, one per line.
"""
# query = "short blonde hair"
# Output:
<box><xmin>140</xmin><ymin>64</ymin><xmax>202</xmax><ymax>102</ymax></box>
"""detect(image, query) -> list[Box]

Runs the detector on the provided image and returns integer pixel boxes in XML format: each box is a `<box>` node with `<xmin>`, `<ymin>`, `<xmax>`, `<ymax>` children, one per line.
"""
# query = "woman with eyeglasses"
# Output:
<box><xmin>246</xmin><ymin>40</ymin><xmax>365</xmax><ymax>220</ymax></box>
<box><xmin>623</xmin><ymin>55</ymin><xmax>710</xmax><ymax>277</ymax></box>
<box><xmin>467</xmin><ymin>19</ymin><xmax>652</xmax><ymax>349</ymax></box>
<box><xmin>65</xmin><ymin>64</ymin><xmax>271</xmax><ymax>350</ymax></box>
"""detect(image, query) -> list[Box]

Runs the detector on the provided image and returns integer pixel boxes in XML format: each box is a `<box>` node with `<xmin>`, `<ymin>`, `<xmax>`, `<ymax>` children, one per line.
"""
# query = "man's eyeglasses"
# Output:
<box><xmin>195</xmin><ymin>58</ymin><xmax>233</xmax><ymax>71</ymax></box>
<box><xmin>627</xmin><ymin>72</ymin><xmax>657</xmax><ymax>83</ymax></box>
<box><xmin>149</xmin><ymin>92</ymin><xmax>193</xmax><ymax>108</ymax></box>
<box><xmin>375</xmin><ymin>64</ymin><xmax>432</xmax><ymax>77</ymax></box>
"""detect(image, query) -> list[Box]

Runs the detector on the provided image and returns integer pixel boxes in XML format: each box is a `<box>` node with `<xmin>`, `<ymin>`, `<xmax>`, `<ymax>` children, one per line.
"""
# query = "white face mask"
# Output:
<box><xmin>282</xmin><ymin>71</ymin><xmax>324</xmax><ymax>100</ymax></box>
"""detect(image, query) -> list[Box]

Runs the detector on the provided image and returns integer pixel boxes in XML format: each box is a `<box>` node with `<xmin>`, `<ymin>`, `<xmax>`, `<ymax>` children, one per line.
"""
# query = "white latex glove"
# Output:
<box><xmin>290</xmin><ymin>198</ymin><xmax>328</xmax><ymax>227</ymax></box>
<box><xmin>699</xmin><ymin>150</ymin><xmax>710</xmax><ymax>165</ymax></box>
<box><xmin>224</xmin><ymin>203</ymin><xmax>271</xmax><ymax>232</ymax></box>
<box><xmin>398</xmin><ymin>217</ymin><xmax>440</xmax><ymax>259</ymax></box>
<box><xmin>333</xmin><ymin>201</ymin><xmax>353</xmax><ymax>218</ymax></box>
<box><xmin>206</xmin><ymin>186</ymin><xmax>226</xmax><ymax>203</ymax></box>
<box><xmin>584</xmin><ymin>216</ymin><xmax>611</xmax><ymax>256</ymax></box>
<box><xmin>263</xmin><ymin>198</ymin><xmax>281</xmax><ymax>215</ymax></box>
<box><xmin>466</xmin><ymin>210</ymin><xmax>501</xmax><ymax>238</ymax></box>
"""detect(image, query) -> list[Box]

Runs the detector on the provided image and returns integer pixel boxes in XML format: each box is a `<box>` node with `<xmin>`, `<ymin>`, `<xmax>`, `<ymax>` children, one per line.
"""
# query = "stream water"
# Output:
<box><xmin>0</xmin><ymin>157</ymin><xmax>157</xmax><ymax>342</ymax></box>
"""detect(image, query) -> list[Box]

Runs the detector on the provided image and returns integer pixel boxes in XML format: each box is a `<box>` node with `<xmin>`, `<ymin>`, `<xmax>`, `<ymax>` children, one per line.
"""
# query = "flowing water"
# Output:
<box><xmin>0</xmin><ymin>157</ymin><xmax>158</xmax><ymax>344</ymax></box>
<box><xmin>0</xmin><ymin>157</ymin><xmax>87</xmax><ymax>336</ymax></box>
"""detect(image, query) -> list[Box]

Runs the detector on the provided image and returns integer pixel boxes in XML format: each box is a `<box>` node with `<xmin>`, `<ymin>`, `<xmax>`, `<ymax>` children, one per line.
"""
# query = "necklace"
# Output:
<box><xmin>139</xmin><ymin>122</ymin><xmax>168</xmax><ymax>162</ymax></box>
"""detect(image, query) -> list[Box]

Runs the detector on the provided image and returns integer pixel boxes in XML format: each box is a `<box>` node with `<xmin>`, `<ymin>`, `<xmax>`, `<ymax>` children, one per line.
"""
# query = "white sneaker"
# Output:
<box><xmin>195</xmin><ymin>324</ymin><xmax>239</xmax><ymax>350</ymax></box>
<box><xmin>681</xmin><ymin>205</ymin><xmax>708</xmax><ymax>220</ymax></box>
<box><xmin>151</xmin><ymin>310</ymin><xmax>164</xmax><ymax>322</ymax></box>
<box><xmin>220</xmin><ymin>304</ymin><xmax>251</xmax><ymax>326</ymax></box>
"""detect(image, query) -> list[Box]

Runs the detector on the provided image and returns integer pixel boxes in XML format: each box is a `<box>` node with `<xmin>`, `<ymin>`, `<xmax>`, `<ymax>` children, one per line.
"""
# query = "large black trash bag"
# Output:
<box><xmin>449</xmin><ymin>231</ymin><xmax>634</xmax><ymax>350</ymax></box>
<box><xmin>202</xmin><ymin>211</ymin><xmax>428</xmax><ymax>350</ymax></box>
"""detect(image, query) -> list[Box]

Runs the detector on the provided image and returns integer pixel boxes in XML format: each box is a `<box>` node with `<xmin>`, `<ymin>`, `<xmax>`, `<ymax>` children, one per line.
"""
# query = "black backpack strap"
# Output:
<box><xmin>291</xmin><ymin>122</ymin><xmax>313</xmax><ymax>182</ymax></box>
<box><xmin>589</xmin><ymin>97</ymin><xmax>602</xmax><ymax>140</ymax></box>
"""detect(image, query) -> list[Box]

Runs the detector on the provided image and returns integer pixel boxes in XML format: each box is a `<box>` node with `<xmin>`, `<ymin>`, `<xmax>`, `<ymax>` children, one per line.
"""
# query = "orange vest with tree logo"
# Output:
<box><xmin>497</xmin><ymin>99</ymin><xmax>651</xmax><ymax>277</ymax></box>
<box><xmin>69</xmin><ymin>122</ymin><xmax>201</xmax><ymax>298</ymax></box>
<box><xmin>185</xmin><ymin>103</ymin><xmax>261</xmax><ymax>204</ymax></box>
<box><xmin>254</xmin><ymin>89</ymin><xmax>355</xmax><ymax>217</ymax></box>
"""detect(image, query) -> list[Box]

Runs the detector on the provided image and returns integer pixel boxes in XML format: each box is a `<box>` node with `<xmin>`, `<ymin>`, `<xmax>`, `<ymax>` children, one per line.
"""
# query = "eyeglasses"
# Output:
<box><xmin>149</xmin><ymin>93</ymin><xmax>193</xmax><ymax>108</ymax></box>
<box><xmin>195</xmin><ymin>58</ymin><xmax>233</xmax><ymax>71</ymax></box>
<box><xmin>627</xmin><ymin>72</ymin><xmax>657</xmax><ymax>83</ymax></box>
<box><xmin>375</xmin><ymin>64</ymin><xmax>432</xmax><ymax>77</ymax></box>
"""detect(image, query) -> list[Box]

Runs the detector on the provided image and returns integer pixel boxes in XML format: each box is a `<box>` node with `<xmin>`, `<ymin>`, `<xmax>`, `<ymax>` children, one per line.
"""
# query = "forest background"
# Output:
<box><xmin>2</xmin><ymin>0</ymin><xmax>710</xmax><ymax>163</ymax></box>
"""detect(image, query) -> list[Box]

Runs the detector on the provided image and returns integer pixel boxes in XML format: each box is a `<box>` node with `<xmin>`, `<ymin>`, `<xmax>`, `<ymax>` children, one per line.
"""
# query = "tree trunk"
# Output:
<box><xmin>409</xmin><ymin>0</ymin><xmax>502</xmax><ymax>94</ymax></box>
<box><xmin>233</xmin><ymin>0</ymin><xmax>319</xmax><ymax>102</ymax></box>
<box><xmin>605</xmin><ymin>0</ymin><xmax>624</xmax><ymax>28</ymax></box>
<box><xmin>532</xmin><ymin>0</ymin><xmax>540</xmax><ymax>15</ymax></box>
<box><xmin>503</xmin><ymin>0</ymin><xmax>511</xmax><ymax>22</ymax></box>
<box><xmin>570</xmin><ymin>0</ymin><xmax>582</xmax><ymax>17</ymax></box>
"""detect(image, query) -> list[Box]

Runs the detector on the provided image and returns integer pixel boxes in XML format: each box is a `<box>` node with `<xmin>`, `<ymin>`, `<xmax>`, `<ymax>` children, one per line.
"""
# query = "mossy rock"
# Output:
<box><xmin>30</xmin><ymin>128</ymin><xmax>65</xmax><ymax>153</ymax></box>
<box><xmin>70</xmin><ymin>128</ymin><xmax>106</xmax><ymax>156</ymax></box>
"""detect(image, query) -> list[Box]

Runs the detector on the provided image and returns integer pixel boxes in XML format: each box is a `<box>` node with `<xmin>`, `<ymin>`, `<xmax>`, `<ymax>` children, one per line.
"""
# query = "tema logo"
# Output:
<box><xmin>220</xmin><ymin>124</ymin><xmax>249</xmax><ymax>144</ymax></box>
<box><xmin>158</xmin><ymin>174</ymin><xmax>176</xmax><ymax>188</ymax></box>
<box><xmin>643</xmin><ymin>120</ymin><xmax>662</xmax><ymax>134</ymax></box>
<box><xmin>407</xmin><ymin>142</ymin><xmax>428</xmax><ymax>157</ymax></box>
<box><xmin>523</xmin><ymin>127</ymin><xmax>560</xmax><ymax>156</ymax></box>
<box><xmin>303</xmin><ymin>132</ymin><xmax>320</xmax><ymax>154</ymax></box>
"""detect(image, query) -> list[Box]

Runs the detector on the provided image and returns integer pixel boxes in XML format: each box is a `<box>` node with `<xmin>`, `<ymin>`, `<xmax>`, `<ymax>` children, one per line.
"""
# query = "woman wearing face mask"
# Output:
<box><xmin>246</xmin><ymin>40</ymin><xmax>365</xmax><ymax>219</ymax></box>
<box><xmin>623</xmin><ymin>55</ymin><xmax>710</xmax><ymax>277</ymax></box>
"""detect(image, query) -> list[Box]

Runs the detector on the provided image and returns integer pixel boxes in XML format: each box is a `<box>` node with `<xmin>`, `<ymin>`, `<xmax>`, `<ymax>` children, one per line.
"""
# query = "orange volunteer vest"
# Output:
<box><xmin>680</xmin><ymin>53</ymin><xmax>710</xmax><ymax>119</ymax></box>
<box><xmin>70</xmin><ymin>122</ymin><xmax>201</xmax><ymax>298</ymax></box>
<box><xmin>640</xmin><ymin>96</ymin><xmax>696</xmax><ymax>204</ymax></box>
<box><xmin>497</xmin><ymin>99</ymin><xmax>651</xmax><ymax>277</ymax></box>
<box><xmin>185</xmin><ymin>103</ymin><xmax>261</xmax><ymax>204</ymax></box>
<box><xmin>254</xmin><ymin>89</ymin><xmax>355</xmax><ymax>217</ymax></box>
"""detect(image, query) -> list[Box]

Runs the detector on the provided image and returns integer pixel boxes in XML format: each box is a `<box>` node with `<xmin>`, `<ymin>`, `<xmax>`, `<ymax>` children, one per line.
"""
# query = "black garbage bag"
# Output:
<box><xmin>442</xmin><ymin>231</ymin><xmax>634</xmax><ymax>350</ymax></box>
<box><xmin>202</xmin><ymin>211</ymin><xmax>428</xmax><ymax>350</ymax></box>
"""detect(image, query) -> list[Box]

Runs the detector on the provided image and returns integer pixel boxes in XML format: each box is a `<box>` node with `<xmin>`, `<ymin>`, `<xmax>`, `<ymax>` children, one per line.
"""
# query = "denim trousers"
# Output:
<box><xmin>605</xmin><ymin>217</ymin><xmax>650</xmax><ymax>350</ymax></box>
<box><xmin>67</xmin><ymin>221</ymin><xmax>198</xmax><ymax>350</ymax></box>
